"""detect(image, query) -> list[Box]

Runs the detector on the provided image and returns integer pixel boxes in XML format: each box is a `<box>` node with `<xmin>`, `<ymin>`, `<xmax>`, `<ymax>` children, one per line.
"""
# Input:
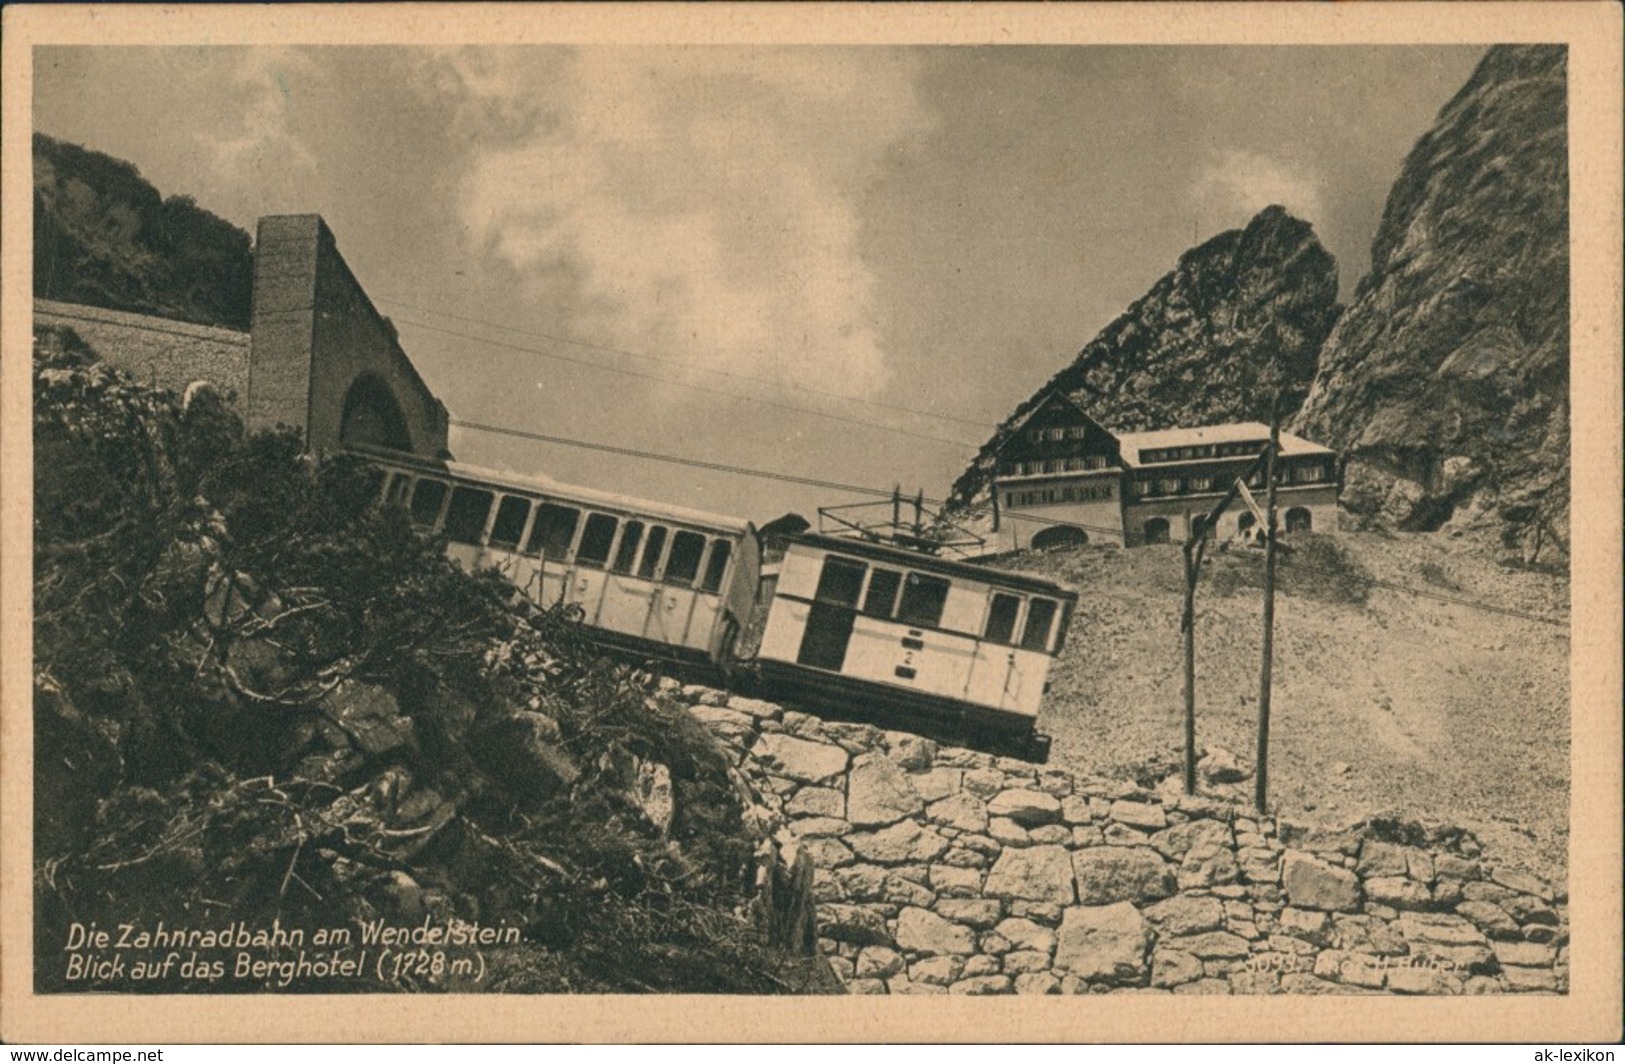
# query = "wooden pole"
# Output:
<box><xmin>1255</xmin><ymin>397</ymin><xmax>1281</xmax><ymax>814</ymax></box>
<box><xmin>1181</xmin><ymin>543</ymin><xmax>1198</xmax><ymax>794</ymax></box>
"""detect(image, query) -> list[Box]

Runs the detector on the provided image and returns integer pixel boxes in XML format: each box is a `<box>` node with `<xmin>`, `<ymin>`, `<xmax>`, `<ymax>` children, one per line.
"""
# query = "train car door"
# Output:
<box><xmin>565</xmin><ymin>511</ymin><xmax>618</xmax><ymax>622</ymax></box>
<box><xmin>796</xmin><ymin>556</ymin><xmax>866</xmax><ymax>671</ymax></box>
<box><xmin>646</xmin><ymin>529</ymin><xmax>707</xmax><ymax>650</ymax></box>
<box><xmin>597</xmin><ymin>519</ymin><xmax>659</xmax><ymax>638</ymax></box>
<box><xmin>683</xmin><ymin>537</ymin><xmax>734</xmax><ymax>654</ymax></box>
<box><xmin>964</xmin><ymin>590</ymin><xmax>1028</xmax><ymax>712</ymax></box>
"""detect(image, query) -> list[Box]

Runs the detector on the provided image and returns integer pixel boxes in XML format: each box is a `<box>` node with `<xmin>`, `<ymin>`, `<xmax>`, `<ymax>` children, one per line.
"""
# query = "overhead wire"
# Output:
<box><xmin>374</xmin><ymin>293</ymin><xmax>998</xmax><ymax>430</ymax></box>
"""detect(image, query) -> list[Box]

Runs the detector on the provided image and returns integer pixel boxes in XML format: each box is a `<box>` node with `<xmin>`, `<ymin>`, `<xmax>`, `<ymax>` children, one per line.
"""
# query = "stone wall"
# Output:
<box><xmin>665</xmin><ymin>682</ymin><xmax>1568</xmax><ymax>996</ymax></box>
<box><xmin>34</xmin><ymin>299</ymin><xmax>250</xmax><ymax>400</ymax></box>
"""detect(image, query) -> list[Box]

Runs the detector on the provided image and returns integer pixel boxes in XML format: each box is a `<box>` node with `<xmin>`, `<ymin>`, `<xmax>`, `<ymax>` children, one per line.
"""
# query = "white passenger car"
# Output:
<box><xmin>364</xmin><ymin>450</ymin><xmax>760</xmax><ymax>665</ymax></box>
<box><xmin>754</xmin><ymin>533</ymin><xmax>1077</xmax><ymax>741</ymax></box>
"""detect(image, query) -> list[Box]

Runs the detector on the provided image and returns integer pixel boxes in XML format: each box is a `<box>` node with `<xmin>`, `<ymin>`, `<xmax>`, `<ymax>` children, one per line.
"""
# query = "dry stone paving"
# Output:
<box><xmin>668</xmin><ymin>683</ymin><xmax>1568</xmax><ymax>996</ymax></box>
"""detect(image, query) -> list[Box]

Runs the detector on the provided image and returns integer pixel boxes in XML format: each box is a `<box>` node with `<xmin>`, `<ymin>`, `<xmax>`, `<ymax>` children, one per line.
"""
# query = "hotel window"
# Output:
<box><xmin>1048</xmin><ymin>427</ymin><xmax>1065</xmax><ymax>441</ymax></box>
<box><xmin>1006</xmin><ymin>492</ymin><xmax>1016</xmax><ymax>508</ymax></box>
<box><xmin>1157</xmin><ymin>478</ymin><xmax>1181</xmax><ymax>495</ymax></box>
<box><xmin>1044</xmin><ymin>459</ymin><xmax>1059</xmax><ymax>474</ymax></box>
<box><xmin>1190</xmin><ymin>475</ymin><xmax>1214</xmax><ymax>492</ymax></box>
<box><xmin>1064</xmin><ymin>457</ymin><xmax>1083</xmax><ymax>472</ymax></box>
<box><xmin>1061</xmin><ymin>488</ymin><xmax>1076</xmax><ymax>503</ymax></box>
<box><xmin>1067</xmin><ymin>426</ymin><xmax>1086</xmax><ymax>439</ymax></box>
<box><xmin>1086</xmin><ymin>454</ymin><xmax>1107</xmax><ymax>470</ymax></box>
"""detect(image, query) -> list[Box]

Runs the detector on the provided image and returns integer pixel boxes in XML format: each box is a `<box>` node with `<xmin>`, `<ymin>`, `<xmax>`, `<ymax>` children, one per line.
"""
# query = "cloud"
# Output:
<box><xmin>452</xmin><ymin>48</ymin><xmax>935</xmax><ymax>400</ymax></box>
<box><xmin>204</xmin><ymin>49</ymin><xmax>318</xmax><ymax>187</ymax></box>
<box><xmin>1191</xmin><ymin>148</ymin><xmax>1324</xmax><ymax>227</ymax></box>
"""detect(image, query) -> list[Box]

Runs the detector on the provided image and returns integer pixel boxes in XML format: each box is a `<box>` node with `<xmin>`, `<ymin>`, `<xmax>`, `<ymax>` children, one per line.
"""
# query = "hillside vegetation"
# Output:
<box><xmin>33</xmin><ymin>326</ymin><xmax>827</xmax><ymax>994</ymax></box>
<box><xmin>1011</xmin><ymin>532</ymin><xmax>1569</xmax><ymax>877</ymax></box>
<box><xmin>33</xmin><ymin>133</ymin><xmax>254</xmax><ymax>330</ymax></box>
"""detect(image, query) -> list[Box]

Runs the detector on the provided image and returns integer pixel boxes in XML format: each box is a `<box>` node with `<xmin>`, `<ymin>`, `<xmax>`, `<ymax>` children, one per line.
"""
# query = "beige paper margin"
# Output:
<box><xmin>2</xmin><ymin>2</ymin><xmax>1619</xmax><ymax>1045</ymax></box>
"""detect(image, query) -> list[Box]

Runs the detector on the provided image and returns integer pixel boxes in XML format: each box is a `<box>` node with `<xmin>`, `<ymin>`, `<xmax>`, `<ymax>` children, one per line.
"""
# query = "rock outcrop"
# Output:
<box><xmin>949</xmin><ymin>206</ymin><xmax>1342</xmax><ymax>509</ymax></box>
<box><xmin>1294</xmin><ymin>46</ymin><xmax>1569</xmax><ymax>558</ymax></box>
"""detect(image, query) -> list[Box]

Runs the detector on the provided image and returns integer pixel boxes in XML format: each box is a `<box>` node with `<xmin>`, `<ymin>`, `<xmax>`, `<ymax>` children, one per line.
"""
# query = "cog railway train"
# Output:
<box><xmin>358</xmin><ymin>446</ymin><xmax>1078</xmax><ymax>759</ymax></box>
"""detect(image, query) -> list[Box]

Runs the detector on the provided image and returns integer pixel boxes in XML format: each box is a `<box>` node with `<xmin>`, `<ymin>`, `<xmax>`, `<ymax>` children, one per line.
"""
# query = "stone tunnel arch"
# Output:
<box><xmin>1142</xmin><ymin>517</ymin><xmax>1170</xmax><ymax>545</ymax></box>
<box><xmin>1031</xmin><ymin>525</ymin><xmax>1088</xmax><ymax>551</ymax></box>
<box><xmin>339</xmin><ymin>372</ymin><xmax>413</xmax><ymax>452</ymax></box>
<box><xmin>1285</xmin><ymin>507</ymin><xmax>1313</xmax><ymax>534</ymax></box>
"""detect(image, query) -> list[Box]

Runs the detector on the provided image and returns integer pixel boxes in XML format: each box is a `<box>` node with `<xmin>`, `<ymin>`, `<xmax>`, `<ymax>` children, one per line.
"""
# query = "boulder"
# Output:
<box><xmin>1014</xmin><ymin>972</ymin><xmax>1062</xmax><ymax>995</ymax></box>
<box><xmin>1355</xmin><ymin>840</ymin><xmax>1411</xmax><ymax>878</ymax></box>
<box><xmin>949</xmin><ymin>975</ymin><xmax>1013</xmax><ymax>995</ymax></box>
<box><xmin>1281</xmin><ymin>850</ymin><xmax>1362</xmax><ymax>912</ymax></box>
<box><xmin>994</xmin><ymin>917</ymin><xmax>1057</xmax><ymax>955</ymax></box>
<box><xmin>1161</xmin><ymin>931</ymin><xmax>1251</xmax><ymax>961</ymax></box>
<box><xmin>909</xmin><ymin>955</ymin><xmax>964</xmax><ymax>986</ymax></box>
<box><xmin>847</xmin><ymin>821</ymin><xmax>949</xmax><ymax>865</ymax></box>
<box><xmin>1364</xmin><ymin>876</ymin><xmax>1432</xmax><ymax>911</ymax></box>
<box><xmin>846</xmin><ymin>752</ymin><xmax>923</xmax><ymax>827</ymax></box>
<box><xmin>926</xmin><ymin>792</ymin><xmax>989</xmax><ymax>834</ymax></box>
<box><xmin>985</xmin><ymin>845</ymin><xmax>1077</xmax><ymax>904</ymax></box>
<box><xmin>751</xmin><ymin>733</ymin><xmax>849</xmax><ymax>783</ymax></box>
<box><xmin>1151</xmin><ymin>949</ymin><xmax>1204</xmax><ymax>988</ymax></box>
<box><xmin>1054</xmin><ymin>902</ymin><xmax>1152</xmax><ymax>984</ymax></box>
<box><xmin>913</xmin><ymin>767</ymin><xmax>963</xmax><ymax>802</ymax></box>
<box><xmin>1150</xmin><ymin>817</ymin><xmax>1233</xmax><ymax>861</ymax></box>
<box><xmin>889</xmin><ymin>734</ymin><xmax>937</xmax><ymax>771</ymax></box>
<box><xmin>987</xmin><ymin>789</ymin><xmax>1062</xmax><ymax>826</ymax></box>
<box><xmin>819</xmin><ymin>903</ymin><xmax>893</xmax><ymax>946</ymax></box>
<box><xmin>785</xmin><ymin>785</ymin><xmax>845</xmax><ymax>819</ymax></box>
<box><xmin>895</xmin><ymin>906</ymin><xmax>976</xmax><ymax>956</ymax></box>
<box><xmin>1109</xmin><ymin>799</ymin><xmax>1168</xmax><ymax>831</ymax></box>
<box><xmin>855</xmin><ymin>945</ymin><xmax>905</xmax><ymax>978</ymax></box>
<box><xmin>1142</xmin><ymin>894</ymin><xmax>1226</xmax><ymax>936</ymax></box>
<box><xmin>928</xmin><ymin>863</ymin><xmax>984</xmax><ymax>899</ymax></box>
<box><xmin>1199</xmin><ymin>746</ymin><xmax>1250</xmax><ymax>784</ymax></box>
<box><xmin>1073</xmin><ymin>846</ymin><xmax>1177</xmax><ymax>905</ymax></box>
<box><xmin>934</xmin><ymin>898</ymin><xmax>1003</xmax><ymax>930</ymax></box>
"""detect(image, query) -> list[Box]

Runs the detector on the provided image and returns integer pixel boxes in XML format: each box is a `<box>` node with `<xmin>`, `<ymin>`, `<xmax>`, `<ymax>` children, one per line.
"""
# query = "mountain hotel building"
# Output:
<box><xmin>988</xmin><ymin>391</ymin><xmax>1339</xmax><ymax>552</ymax></box>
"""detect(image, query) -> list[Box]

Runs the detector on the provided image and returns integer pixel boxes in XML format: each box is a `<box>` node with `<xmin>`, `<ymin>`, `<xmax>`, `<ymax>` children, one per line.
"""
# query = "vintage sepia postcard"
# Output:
<box><xmin>2</xmin><ymin>2</ymin><xmax>1620</xmax><ymax>1045</ymax></box>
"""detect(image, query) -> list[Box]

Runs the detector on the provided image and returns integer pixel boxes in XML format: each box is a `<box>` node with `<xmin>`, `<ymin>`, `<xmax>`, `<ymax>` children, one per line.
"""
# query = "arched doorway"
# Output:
<box><xmin>1285</xmin><ymin>507</ymin><xmax>1313</xmax><ymax>534</ymax></box>
<box><xmin>339</xmin><ymin>373</ymin><xmax>412</xmax><ymax>452</ymax></box>
<box><xmin>1143</xmin><ymin>517</ymin><xmax>1170</xmax><ymax>545</ymax></box>
<box><xmin>1032</xmin><ymin>525</ymin><xmax>1088</xmax><ymax>551</ymax></box>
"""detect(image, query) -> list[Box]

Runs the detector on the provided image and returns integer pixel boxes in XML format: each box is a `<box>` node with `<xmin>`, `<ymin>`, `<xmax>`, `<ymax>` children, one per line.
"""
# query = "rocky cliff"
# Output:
<box><xmin>949</xmin><ymin>206</ymin><xmax>1342</xmax><ymax>509</ymax></box>
<box><xmin>1293</xmin><ymin>46</ymin><xmax>1569</xmax><ymax>558</ymax></box>
<box><xmin>33</xmin><ymin>133</ymin><xmax>255</xmax><ymax>330</ymax></box>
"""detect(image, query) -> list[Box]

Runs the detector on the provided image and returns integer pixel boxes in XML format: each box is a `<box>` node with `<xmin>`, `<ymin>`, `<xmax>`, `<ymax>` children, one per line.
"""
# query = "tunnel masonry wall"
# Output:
<box><xmin>663</xmin><ymin>682</ymin><xmax>1568</xmax><ymax>997</ymax></box>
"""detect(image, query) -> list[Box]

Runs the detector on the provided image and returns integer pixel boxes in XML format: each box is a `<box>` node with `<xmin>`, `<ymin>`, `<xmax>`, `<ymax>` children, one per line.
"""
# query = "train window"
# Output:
<box><xmin>525</xmin><ymin>503</ymin><xmax>580</xmax><ymax>559</ymax></box>
<box><xmin>611</xmin><ymin>521</ymin><xmax>644</xmax><ymax>574</ymax></box>
<box><xmin>443</xmin><ymin>486</ymin><xmax>495</xmax><ymax>546</ymax></box>
<box><xmin>813</xmin><ymin>557</ymin><xmax>867</xmax><ymax>608</ymax></box>
<box><xmin>576</xmin><ymin>513</ymin><xmax>618</xmax><ymax>568</ymax></box>
<box><xmin>488</xmin><ymin>496</ymin><xmax>531</xmax><ymax>550</ymax></box>
<box><xmin>984</xmin><ymin>592</ymin><xmax>1021</xmax><ymax>644</ymax></box>
<box><xmin>1021</xmin><ymin>597</ymin><xmax>1058</xmax><ymax>652</ymax></box>
<box><xmin>664</xmin><ymin>530</ymin><xmax>706</xmax><ymax>585</ymax></box>
<box><xmin>637</xmin><ymin>525</ymin><xmax>669</xmax><ymax>579</ymax></box>
<box><xmin>699</xmin><ymin>539</ymin><xmax>732</xmax><ymax>593</ymax></box>
<box><xmin>863</xmin><ymin>568</ymin><xmax>902</xmax><ymax>617</ymax></box>
<box><xmin>896</xmin><ymin>573</ymin><xmax>950</xmax><ymax>628</ymax></box>
<box><xmin>409</xmin><ymin>479</ymin><xmax>449</xmax><ymax>528</ymax></box>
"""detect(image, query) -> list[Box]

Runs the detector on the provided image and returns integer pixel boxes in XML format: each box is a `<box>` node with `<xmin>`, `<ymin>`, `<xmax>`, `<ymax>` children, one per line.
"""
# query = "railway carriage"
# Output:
<box><xmin>360</xmin><ymin>447</ymin><xmax>760</xmax><ymax>665</ymax></box>
<box><xmin>754</xmin><ymin>532</ymin><xmax>1077</xmax><ymax>744</ymax></box>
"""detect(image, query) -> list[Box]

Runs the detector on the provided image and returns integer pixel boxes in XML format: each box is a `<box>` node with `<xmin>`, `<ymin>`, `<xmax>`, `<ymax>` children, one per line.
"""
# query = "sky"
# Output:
<box><xmin>33</xmin><ymin>44</ymin><xmax>1487</xmax><ymax>528</ymax></box>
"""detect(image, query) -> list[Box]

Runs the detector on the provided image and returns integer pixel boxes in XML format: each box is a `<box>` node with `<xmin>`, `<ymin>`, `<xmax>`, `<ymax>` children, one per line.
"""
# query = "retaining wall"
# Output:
<box><xmin>666</xmin><ymin>682</ymin><xmax>1568</xmax><ymax>996</ymax></box>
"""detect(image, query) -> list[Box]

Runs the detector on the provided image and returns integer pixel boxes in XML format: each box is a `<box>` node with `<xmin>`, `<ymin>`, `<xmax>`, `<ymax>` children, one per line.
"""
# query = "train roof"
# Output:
<box><xmin>352</xmin><ymin>446</ymin><xmax>753</xmax><ymax>535</ymax></box>
<box><xmin>786</xmin><ymin>531</ymin><xmax>1078</xmax><ymax>600</ymax></box>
